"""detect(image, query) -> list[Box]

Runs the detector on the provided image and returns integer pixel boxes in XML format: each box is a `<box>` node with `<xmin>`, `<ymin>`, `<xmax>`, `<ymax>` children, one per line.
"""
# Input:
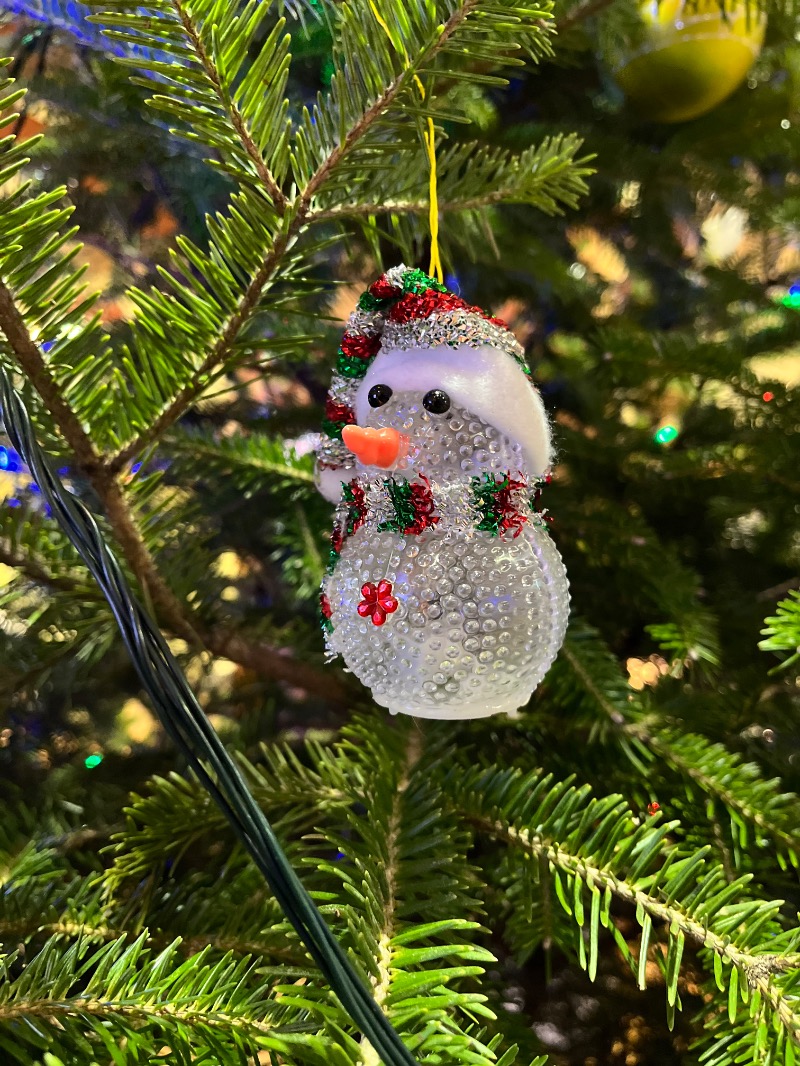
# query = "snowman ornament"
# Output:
<box><xmin>316</xmin><ymin>267</ymin><xmax>569</xmax><ymax>720</ymax></box>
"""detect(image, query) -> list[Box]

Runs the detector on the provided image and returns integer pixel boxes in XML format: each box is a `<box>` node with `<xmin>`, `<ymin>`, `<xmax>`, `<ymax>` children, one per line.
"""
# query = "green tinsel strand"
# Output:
<box><xmin>471</xmin><ymin>474</ymin><xmax>502</xmax><ymax>535</ymax></box>
<box><xmin>342</xmin><ymin>482</ymin><xmax>365</xmax><ymax>537</ymax></box>
<box><xmin>401</xmin><ymin>268</ymin><xmax>448</xmax><ymax>295</ymax></box>
<box><xmin>336</xmin><ymin>353</ymin><xmax>371</xmax><ymax>378</ymax></box>
<box><xmin>321</xmin><ymin>418</ymin><xmax>348</xmax><ymax>441</ymax></box>
<box><xmin>358</xmin><ymin>291</ymin><xmax>391</xmax><ymax>312</ymax></box>
<box><xmin>318</xmin><ymin>597</ymin><xmax>334</xmax><ymax>634</ymax></box>
<box><xmin>378</xmin><ymin>478</ymin><xmax>416</xmax><ymax>533</ymax></box>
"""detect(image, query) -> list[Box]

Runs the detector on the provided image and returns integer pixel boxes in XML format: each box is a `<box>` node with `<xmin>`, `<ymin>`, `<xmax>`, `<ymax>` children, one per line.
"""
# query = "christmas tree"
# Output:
<box><xmin>1</xmin><ymin>0</ymin><xmax>800</xmax><ymax>1062</ymax></box>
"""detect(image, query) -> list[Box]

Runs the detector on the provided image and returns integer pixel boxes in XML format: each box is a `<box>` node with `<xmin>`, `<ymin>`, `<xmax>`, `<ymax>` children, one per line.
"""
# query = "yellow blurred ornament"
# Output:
<box><xmin>613</xmin><ymin>0</ymin><xmax>766</xmax><ymax>123</ymax></box>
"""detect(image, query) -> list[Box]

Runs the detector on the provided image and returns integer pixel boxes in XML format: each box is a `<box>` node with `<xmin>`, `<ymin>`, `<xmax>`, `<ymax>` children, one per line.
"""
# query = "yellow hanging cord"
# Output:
<box><xmin>424</xmin><ymin>118</ymin><xmax>443</xmax><ymax>283</ymax></box>
<box><xmin>367</xmin><ymin>0</ymin><xmax>444</xmax><ymax>284</ymax></box>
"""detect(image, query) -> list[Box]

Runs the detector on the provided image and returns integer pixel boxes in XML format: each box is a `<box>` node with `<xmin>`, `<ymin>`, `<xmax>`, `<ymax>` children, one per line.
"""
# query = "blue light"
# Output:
<box><xmin>130</xmin><ymin>462</ymin><xmax>142</xmax><ymax>475</ymax></box>
<box><xmin>0</xmin><ymin>447</ymin><xmax>19</xmax><ymax>473</ymax></box>
<box><xmin>7</xmin><ymin>498</ymin><xmax>20</xmax><ymax>508</ymax></box>
<box><xmin>57</xmin><ymin>467</ymin><xmax>69</xmax><ymax>476</ymax></box>
<box><xmin>28</xmin><ymin>483</ymin><xmax>40</xmax><ymax>494</ymax></box>
<box><xmin>41</xmin><ymin>340</ymin><xmax>55</xmax><ymax>353</ymax></box>
<box><xmin>790</xmin><ymin>283</ymin><xmax>800</xmax><ymax>297</ymax></box>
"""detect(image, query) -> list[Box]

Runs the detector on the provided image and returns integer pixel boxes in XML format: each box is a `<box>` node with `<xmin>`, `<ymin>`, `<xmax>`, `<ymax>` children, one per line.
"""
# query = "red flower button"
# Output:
<box><xmin>357</xmin><ymin>579</ymin><xmax>398</xmax><ymax>626</ymax></box>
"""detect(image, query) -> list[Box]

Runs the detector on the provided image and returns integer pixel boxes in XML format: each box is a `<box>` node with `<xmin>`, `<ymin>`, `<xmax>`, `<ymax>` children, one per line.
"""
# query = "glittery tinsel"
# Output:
<box><xmin>388</xmin><ymin>290</ymin><xmax>471</xmax><ymax>323</ymax></box>
<box><xmin>340</xmin><ymin>333</ymin><xmax>382</xmax><ymax>361</ymax></box>
<box><xmin>380</xmin><ymin>307</ymin><xmax>529</xmax><ymax>374</ymax></box>
<box><xmin>346</xmin><ymin>308</ymin><xmax>386</xmax><ymax>337</ymax></box>
<box><xmin>472</xmin><ymin>475</ymin><xmax>501</xmax><ymax>534</ymax></box>
<box><xmin>369</xmin><ymin>275</ymin><xmax>401</xmax><ymax>299</ymax></box>
<box><xmin>336</xmin><ymin>353</ymin><xmax>372</xmax><ymax>379</ymax></box>
<box><xmin>494</xmin><ymin>474</ymin><xmax>529</xmax><ymax>537</ymax></box>
<box><xmin>319</xmin><ymin>592</ymin><xmax>334</xmax><ymax>633</ymax></box>
<box><xmin>378</xmin><ymin>478</ymin><xmax>416</xmax><ymax>534</ymax></box>
<box><xmin>358</xmin><ymin>291</ymin><xmax>392</xmax><ymax>313</ymax></box>
<box><xmin>326</xmin><ymin>523</ymin><xmax>344</xmax><ymax>574</ymax></box>
<box><xmin>343</xmin><ymin>479</ymin><xmax>367</xmax><ymax>537</ymax></box>
<box><xmin>471</xmin><ymin>473</ymin><xmax>528</xmax><ymax>537</ymax></box>
<box><xmin>378</xmin><ymin>475</ymin><xmax>439</xmax><ymax>535</ymax></box>
<box><xmin>322</xmin><ymin>399</ymin><xmax>356</xmax><ymax>441</ymax></box>
<box><xmin>400</xmin><ymin>268</ymin><xmax>448</xmax><ymax>295</ymax></box>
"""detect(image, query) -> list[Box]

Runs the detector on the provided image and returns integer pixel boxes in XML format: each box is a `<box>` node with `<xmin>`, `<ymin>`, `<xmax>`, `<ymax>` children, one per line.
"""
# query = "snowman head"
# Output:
<box><xmin>316</xmin><ymin>267</ymin><xmax>553</xmax><ymax>502</ymax></box>
<box><xmin>343</xmin><ymin>343</ymin><xmax>550</xmax><ymax>482</ymax></box>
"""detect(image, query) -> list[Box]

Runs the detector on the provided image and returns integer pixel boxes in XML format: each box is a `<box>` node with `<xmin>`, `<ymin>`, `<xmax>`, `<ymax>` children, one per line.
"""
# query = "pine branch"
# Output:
<box><xmin>0</xmin><ymin>993</ymin><xmax>280</xmax><ymax>1036</ymax></box>
<box><xmin>630</xmin><ymin>727</ymin><xmax>800</xmax><ymax>865</ymax></box>
<box><xmin>555</xmin><ymin>626</ymin><xmax>800</xmax><ymax>863</ymax></box>
<box><xmin>308</xmin><ymin>134</ymin><xmax>591</xmax><ymax>222</ymax></box>
<box><xmin>0</xmin><ymin>320</ymin><xmax>348</xmax><ymax>701</ymax></box>
<box><xmin>0</xmin><ymin>279</ymin><xmax>100</xmax><ymax>474</ymax></box>
<box><xmin>448</xmin><ymin>764</ymin><xmax>800</xmax><ymax>1049</ymax></box>
<box><xmin>489</xmin><ymin>819</ymin><xmax>800</xmax><ymax>1043</ymax></box>
<box><xmin>0</xmin><ymin>173</ymin><xmax>346</xmax><ymax>698</ymax></box>
<box><xmin>0</xmin><ymin>938</ymin><xmax>312</xmax><ymax>1054</ymax></box>
<box><xmin>105</xmin><ymin>229</ymin><xmax>298</xmax><ymax>475</ymax></box>
<box><xmin>360</xmin><ymin>731</ymin><xmax>423</xmax><ymax>1066</ymax></box>
<box><xmin>760</xmin><ymin>590</ymin><xmax>800</xmax><ymax>673</ymax></box>
<box><xmin>296</xmin><ymin>1</ymin><xmax>479</xmax><ymax>201</ymax></box>
<box><xmin>165</xmin><ymin>428</ymin><xmax>317</xmax><ymax>490</ymax></box>
<box><xmin>104</xmin><ymin>761</ymin><xmax>349</xmax><ymax>897</ymax></box>
<box><xmin>0</xmin><ymin>912</ymin><xmax>307</xmax><ymax>967</ymax></box>
<box><xmin>170</xmin><ymin>0</ymin><xmax>288</xmax><ymax>211</ymax></box>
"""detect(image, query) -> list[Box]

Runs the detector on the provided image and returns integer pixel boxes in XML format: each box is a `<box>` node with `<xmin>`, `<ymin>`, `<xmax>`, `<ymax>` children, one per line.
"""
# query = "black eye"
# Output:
<box><xmin>423</xmin><ymin>389</ymin><xmax>450</xmax><ymax>414</ymax></box>
<box><xmin>368</xmin><ymin>384</ymin><xmax>393</xmax><ymax>408</ymax></box>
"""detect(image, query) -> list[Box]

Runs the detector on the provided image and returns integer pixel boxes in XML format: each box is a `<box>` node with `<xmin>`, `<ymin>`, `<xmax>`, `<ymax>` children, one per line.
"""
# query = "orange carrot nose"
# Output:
<box><xmin>341</xmin><ymin>425</ymin><xmax>407</xmax><ymax>469</ymax></box>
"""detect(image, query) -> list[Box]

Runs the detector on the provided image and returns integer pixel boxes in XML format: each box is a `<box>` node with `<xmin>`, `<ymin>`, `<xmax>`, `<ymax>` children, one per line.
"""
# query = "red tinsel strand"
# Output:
<box><xmin>405</xmin><ymin>474</ymin><xmax>439</xmax><ymax>536</ymax></box>
<box><xmin>369</xmin><ymin>275</ymin><xmax>401</xmax><ymax>300</ymax></box>
<box><xmin>388</xmin><ymin>290</ymin><xmax>470</xmax><ymax>323</ymax></box>
<box><xmin>339</xmin><ymin>333</ymin><xmax>382</xmax><ymax>361</ymax></box>
<box><xmin>345</xmin><ymin>480</ymin><xmax>367</xmax><ymax>537</ymax></box>
<box><xmin>324</xmin><ymin>399</ymin><xmax>356</xmax><ymax>425</ymax></box>
<box><xmin>386</xmin><ymin>290</ymin><xmax>512</xmax><ymax>336</ymax></box>
<box><xmin>320</xmin><ymin>593</ymin><xmax>333</xmax><ymax>620</ymax></box>
<box><xmin>494</xmin><ymin>475</ymin><xmax>528</xmax><ymax>538</ymax></box>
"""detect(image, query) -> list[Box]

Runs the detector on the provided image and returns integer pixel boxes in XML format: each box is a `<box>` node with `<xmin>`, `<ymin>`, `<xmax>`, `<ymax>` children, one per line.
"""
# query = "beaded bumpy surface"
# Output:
<box><xmin>322</xmin><ymin>396</ymin><xmax>570</xmax><ymax>719</ymax></box>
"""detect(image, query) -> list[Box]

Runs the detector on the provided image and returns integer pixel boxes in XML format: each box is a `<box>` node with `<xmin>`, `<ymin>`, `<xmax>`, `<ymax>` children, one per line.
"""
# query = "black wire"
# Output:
<box><xmin>0</xmin><ymin>368</ymin><xmax>417</xmax><ymax>1066</ymax></box>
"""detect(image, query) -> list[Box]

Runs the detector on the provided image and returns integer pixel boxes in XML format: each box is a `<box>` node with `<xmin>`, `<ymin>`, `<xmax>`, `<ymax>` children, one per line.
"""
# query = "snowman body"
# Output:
<box><xmin>320</xmin><ymin>395</ymin><xmax>569</xmax><ymax>719</ymax></box>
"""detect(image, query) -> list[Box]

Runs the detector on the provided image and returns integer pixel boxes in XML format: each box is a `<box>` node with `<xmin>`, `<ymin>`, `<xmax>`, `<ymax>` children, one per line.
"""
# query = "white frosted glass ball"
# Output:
<box><xmin>323</xmin><ymin>523</ymin><xmax>569</xmax><ymax>720</ymax></box>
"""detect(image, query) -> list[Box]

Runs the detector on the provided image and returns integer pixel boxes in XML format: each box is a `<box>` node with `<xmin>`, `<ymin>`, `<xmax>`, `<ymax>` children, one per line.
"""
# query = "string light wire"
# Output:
<box><xmin>0</xmin><ymin>367</ymin><xmax>418</xmax><ymax>1066</ymax></box>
